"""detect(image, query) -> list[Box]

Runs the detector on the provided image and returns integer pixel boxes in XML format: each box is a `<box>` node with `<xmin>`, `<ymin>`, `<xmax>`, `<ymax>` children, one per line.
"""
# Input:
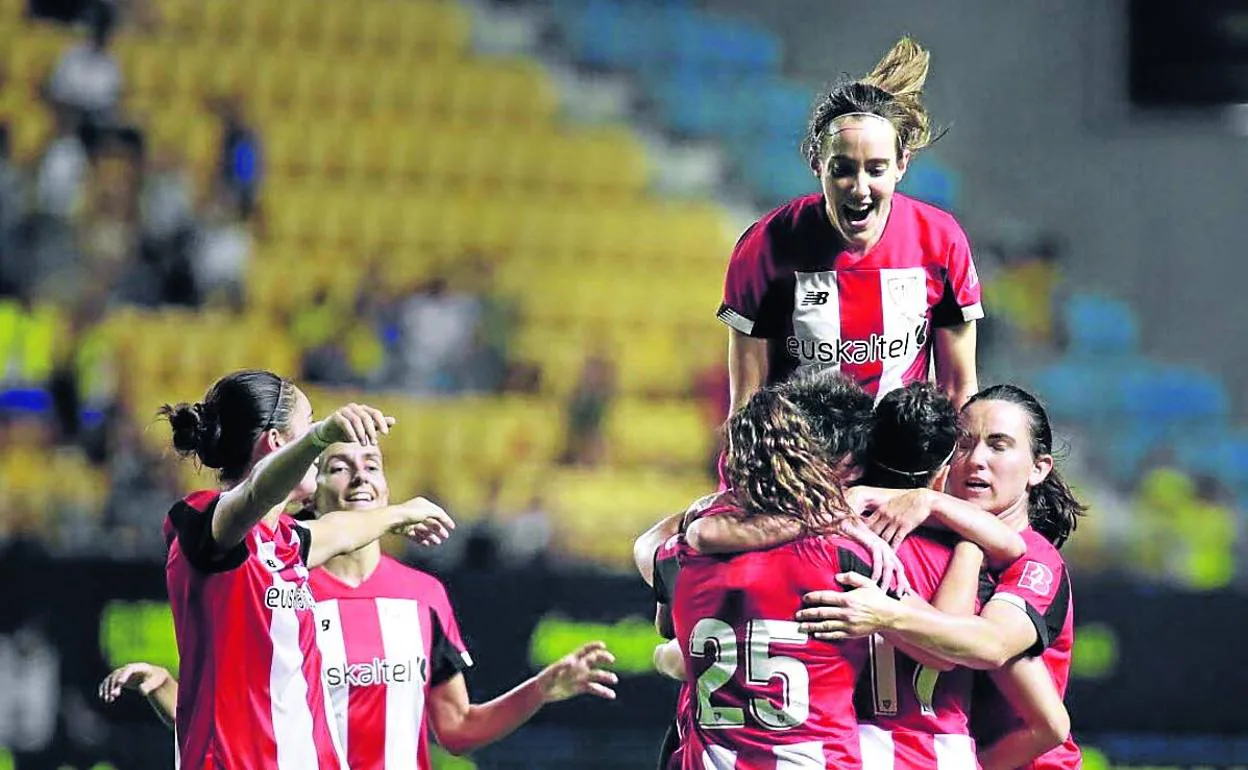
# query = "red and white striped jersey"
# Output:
<box><xmin>718</xmin><ymin>192</ymin><xmax>983</xmax><ymax>401</ymax></box>
<box><xmin>855</xmin><ymin>532</ymin><xmax>980</xmax><ymax>770</ymax></box>
<box><xmin>164</xmin><ymin>491</ymin><xmax>347</xmax><ymax>770</ymax></box>
<box><xmin>671</xmin><ymin>532</ymin><xmax>874</xmax><ymax>769</ymax></box>
<box><xmin>972</xmin><ymin>530</ymin><xmax>1079</xmax><ymax>770</ymax></box>
<box><xmin>309</xmin><ymin>555</ymin><xmax>473</xmax><ymax>770</ymax></box>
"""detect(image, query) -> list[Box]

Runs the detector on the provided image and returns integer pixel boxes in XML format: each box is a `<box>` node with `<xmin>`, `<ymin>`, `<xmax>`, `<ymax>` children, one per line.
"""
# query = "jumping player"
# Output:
<box><xmin>719</xmin><ymin>37</ymin><xmax>982</xmax><ymax>411</ymax></box>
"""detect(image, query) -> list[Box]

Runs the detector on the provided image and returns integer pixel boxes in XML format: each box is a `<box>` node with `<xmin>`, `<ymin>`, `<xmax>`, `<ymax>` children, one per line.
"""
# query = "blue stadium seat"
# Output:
<box><xmin>1062</xmin><ymin>293</ymin><xmax>1140</xmax><ymax>358</ymax></box>
<box><xmin>899</xmin><ymin>156</ymin><xmax>960</xmax><ymax>212</ymax></box>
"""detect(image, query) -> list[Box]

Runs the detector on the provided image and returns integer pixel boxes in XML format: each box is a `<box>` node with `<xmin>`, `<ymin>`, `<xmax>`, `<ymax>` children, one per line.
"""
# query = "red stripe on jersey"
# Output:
<box><xmin>836</xmin><ymin>269</ymin><xmax>887</xmax><ymax>396</ymax></box>
<box><xmin>895</xmin><ymin>731</ymin><xmax>938</xmax><ymax>769</ymax></box>
<box><xmin>340</xmin><ymin>597</ymin><xmax>388</xmax><ymax>768</ymax></box>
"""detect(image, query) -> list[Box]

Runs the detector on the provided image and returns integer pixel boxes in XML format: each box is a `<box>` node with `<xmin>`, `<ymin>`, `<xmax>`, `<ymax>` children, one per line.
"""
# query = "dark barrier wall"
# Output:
<box><xmin>1</xmin><ymin>553</ymin><xmax>1247</xmax><ymax>769</ymax></box>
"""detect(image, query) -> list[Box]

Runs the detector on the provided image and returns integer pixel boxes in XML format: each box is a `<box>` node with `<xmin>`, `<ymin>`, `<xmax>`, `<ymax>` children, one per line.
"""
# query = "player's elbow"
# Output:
<box><xmin>1034</xmin><ymin>707</ymin><xmax>1071</xmax><ymax>753</ymax></box>
<box><xmin>684</xmin><ymin>519</ymin><xmax>715</xmax><ymax>554</ymax></box>
<box><xmin>965</xmin><ymin>640</ymin><xmax>1014</xmax><ymax>671</ymax></box>
<box><xmin>437</xmin><ymin>734</ymin><xmax>474</xmax><ymax>757</ymax></box>
<box><xmin>632</xmin><ymin>536</ymin><xmax>656</xmax><ymax>585</ymax></box>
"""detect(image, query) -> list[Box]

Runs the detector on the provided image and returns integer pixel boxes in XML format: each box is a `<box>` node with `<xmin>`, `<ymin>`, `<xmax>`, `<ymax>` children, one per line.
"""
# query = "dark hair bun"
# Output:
<box><xmin>162</xmin><ymin>401</ymin><xmax>225</xmax><ymax>469</ymax></box>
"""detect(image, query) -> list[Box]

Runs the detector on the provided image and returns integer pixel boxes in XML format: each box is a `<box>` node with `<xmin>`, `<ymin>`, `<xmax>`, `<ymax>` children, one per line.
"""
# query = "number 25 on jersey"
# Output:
<box><xmin>690</xmin><ymin>618</ymin><xmax>810</xmax><ymax>731</ymax></box>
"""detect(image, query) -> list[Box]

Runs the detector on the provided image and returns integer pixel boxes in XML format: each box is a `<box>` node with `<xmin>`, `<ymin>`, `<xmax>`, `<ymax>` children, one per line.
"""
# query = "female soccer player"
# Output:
<box><xmin>104</xmin><ymin>439</ymin><xmax>618</xmax><ymax>770</ymax></box>
<box><xmin>718</xmin><ymin>37</ymin><xmax>982</xmax><ymax>411</ymax></box>
<box><xmin>668</xmin><ymin>384</ymin><xmax>883</xmax><ymax>768</ymax></box>
<box><xmin>160</xmin><ymin>369</ymin><xmax>454</xmax><ymax>769</ymax></box>
<box><xmin>677</xmin><ymin>381</ymin><xmax>1030</xmax><ymax>770</ymax></box>
<box><xmin>797</xmin><ymin>385</ymin><xmax>1085</xmax><ymax>770</ymax></box>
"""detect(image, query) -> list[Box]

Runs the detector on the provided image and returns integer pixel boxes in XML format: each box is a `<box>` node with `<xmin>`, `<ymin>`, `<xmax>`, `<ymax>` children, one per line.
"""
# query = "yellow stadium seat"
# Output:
<box><xmin>5</xmin><ymin>26</ymin><xmax>67</xmax><ymax>93</ymax></box>
<box><xmin>605</xmin><ymin>399</ymin><xmax>713</xmax><ymax>468</ymax></box>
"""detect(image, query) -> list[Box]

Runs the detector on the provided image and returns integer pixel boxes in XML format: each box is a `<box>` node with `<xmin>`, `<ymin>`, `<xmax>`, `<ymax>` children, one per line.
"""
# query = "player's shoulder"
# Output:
<box><xmin>1019</xmin><ymin>527</ymin><xmax>1065</xmax><ymax>563</ymax></box>
<box><xmin>790</xmin><ymin>533</ymin><xmax>870</xmax><ymax>572</ymax></box>
<box><xmin>737</xmin><ymin>193</ymin><xmax>826</xmax><ymax>249</ymax></box>
<box><xmin>893</xmin><ymin>193</ymin><xmax>968</xmax><ymax>243</ymax></box>
<box><xmin>378</xmin><ymin>555</ymin><xmax>452</xmax><ymax>601</ymax></box>
<box><xmin>171</xmin><ymin>489</ymin><xmax>221</xmax><ymax>516</ymax></box>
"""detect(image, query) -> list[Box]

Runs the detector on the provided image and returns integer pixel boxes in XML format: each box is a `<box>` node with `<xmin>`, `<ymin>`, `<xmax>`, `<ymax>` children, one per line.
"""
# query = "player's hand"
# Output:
<box><xmin>312</xmin><ymin>403</ymin><xmax>396</xmax><ymax>447</ymax></box>
<box><xmin>837</xmin><ymin>517</ymin><xmax>911</xmax><ymax>597</ymax></box>
<box><xmin>538</xmin><ymin>641</ymin><xmax>618</xmax><ymax>703</ymax></box>
<box><xmin>389</xmin><ymin>496</ymin><xmax>455</xmax><ymax>547</ymax></box>
<box><xmin>795</xmin><ymin>572</ymin><xmax>901</xmax><ymax>641</ymax></box>
<box><xmin>680</xmin><ymin>491</ymin><xmax>728</xmax><ymax>532</ymax></box>
<box><xmin>98</xmin><ymin>662</ymin><xmax>171</xmax><ymax>703</ymax></box>
<box><xmin>865</xmin><ymin>488</ymin><xmax>933</xmax><ymax>547</ymax></box>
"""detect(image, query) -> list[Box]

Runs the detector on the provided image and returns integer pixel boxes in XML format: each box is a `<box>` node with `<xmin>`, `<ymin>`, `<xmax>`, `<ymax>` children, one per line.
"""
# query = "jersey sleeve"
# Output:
<box><xmin>652</xmin><ymin>535</ymin><xmax>682</xmax><ymax>605</ymax></box>
<box><xmin>429</xmin><ymin>587</ymin><xmax>474</xmax><ymax>687</ymax></box>
<box><xmin>930</xmin><ymin>222</ymin><xmax>985</xmax><ymax>327</ymax></box>
<box><xmin>717</xmin><ymin>222</ymin><xmax>783</xmax><ymax>338</ymax></box>
<box><xmin>166</xmin><ymin>492</ymin><xmax>249</xmax><ymax>573</ymax></box>
<box><xmin>988</xmin><ymin>542</ymin><xmax>1071</xmax><ymax>656</ymax></box>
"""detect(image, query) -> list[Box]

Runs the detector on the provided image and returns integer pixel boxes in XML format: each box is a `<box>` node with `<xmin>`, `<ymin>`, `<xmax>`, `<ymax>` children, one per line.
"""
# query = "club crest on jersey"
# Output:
<box><xmin>1017</xmin><ymin>561</ymin><xmax>1054</xmax><ymax>596</ymax></box>
<box><xmin>885</xmin><ymin>274</ymin><xmax>927</xmax><ymax>323</ymax></box>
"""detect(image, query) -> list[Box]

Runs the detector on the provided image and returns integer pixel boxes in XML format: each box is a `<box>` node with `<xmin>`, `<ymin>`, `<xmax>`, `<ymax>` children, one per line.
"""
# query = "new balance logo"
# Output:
<box><xmin>801</xmin><ymin>291</ymin><xmax>830</xmax><ymax>306</ymax></box>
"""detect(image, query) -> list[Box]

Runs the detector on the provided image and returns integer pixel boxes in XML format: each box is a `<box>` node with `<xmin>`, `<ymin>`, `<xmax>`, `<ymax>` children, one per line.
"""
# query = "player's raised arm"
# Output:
<box><xmin>428</xmin><ymin>642</ymin><xmax>617</xmax><ymax>756</ymax></box>
<box><xmin>98</xmin><ymin>663</ymin><xmax>179</xmax><ymax>729</ymax></box>
<box><xmin>978</xmin><ymin>657</ymin><xmax>1072</xmax><ymax>770</ymax></box>
<box><xmin>210</xmin><ymin>402</ymin><xmax>394</xmax><ymax>551</ymax></box>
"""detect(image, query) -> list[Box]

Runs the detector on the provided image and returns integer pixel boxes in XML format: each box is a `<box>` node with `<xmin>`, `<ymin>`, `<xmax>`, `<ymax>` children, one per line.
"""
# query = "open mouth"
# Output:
<box><xmin>841</xmin><ymin>202</ymin><xmax>874</xmax><ymax>229</ymax></box>
<box><xmin>963</xmin><ymin>478</ymin><xmax>991</xmax><ymax>492</ymax></box>
<box><xmin>345</xmin><ymin>491</ymin><xmax>376</xmax><ymax>503</ymax></box>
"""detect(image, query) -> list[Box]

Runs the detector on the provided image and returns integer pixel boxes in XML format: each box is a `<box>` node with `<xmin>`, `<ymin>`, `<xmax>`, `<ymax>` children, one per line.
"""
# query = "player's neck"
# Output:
<box><xmin>998</xmin><ymin>495</ymin><xmax>1030</xmax><ymax>532</ymax></box>
<box><xmin>323</xmin><ymin>543</ymin><xmax>383</xmax><ymax>587</ymax></box>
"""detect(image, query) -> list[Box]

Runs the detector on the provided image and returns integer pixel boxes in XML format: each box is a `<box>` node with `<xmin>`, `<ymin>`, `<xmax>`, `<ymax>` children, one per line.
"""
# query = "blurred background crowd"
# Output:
<box><xmin>2</xmin><ymin>0</ymin><xmax>1247</xmax><ymax>766</ymax></box>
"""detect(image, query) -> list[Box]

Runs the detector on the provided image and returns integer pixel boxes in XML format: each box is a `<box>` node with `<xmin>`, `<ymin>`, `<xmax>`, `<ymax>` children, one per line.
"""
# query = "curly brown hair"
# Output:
<box><xmin>725</xmin><ymin>386</ymin><xmax>856</xmax><ymax>535</ymax></box>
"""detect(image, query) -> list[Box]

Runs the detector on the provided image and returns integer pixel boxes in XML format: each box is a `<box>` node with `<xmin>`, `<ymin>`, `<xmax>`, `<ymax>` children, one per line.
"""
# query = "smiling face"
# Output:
<box><xmin>816</xmin><ymin>114</ymin><xmax>909</xmax><ymax>252</ymax></box>
<box><xmin>314</xmin><ymin>442</ymin><xmax>390</xmax><ymax>515</ymax></box>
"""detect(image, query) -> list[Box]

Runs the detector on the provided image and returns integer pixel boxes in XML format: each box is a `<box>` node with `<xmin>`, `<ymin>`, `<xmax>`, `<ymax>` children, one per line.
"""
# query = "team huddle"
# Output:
<box><xmin>98</xmin><ymin>35</ymin><xmax>1084</xmax><ymax>770</ymax></box>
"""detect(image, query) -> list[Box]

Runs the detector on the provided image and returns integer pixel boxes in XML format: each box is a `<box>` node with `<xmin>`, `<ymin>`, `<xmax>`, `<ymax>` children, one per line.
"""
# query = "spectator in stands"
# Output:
<box><xmin>45</xmin><ymin>1</ymin><xmax>123</xmax><ymax>132</ymax></box>
<box><xmin>395</xmin><ymin>273</ymin><xmax>484</xmax><ymax>395</ymax></box>
<box><xmin>138</xmin><ymin>144</ymin><xmax>197</xmax><ymax>305</ymax></box>
<box><xmin>210</xmin><ymin>95</ymin><xmax>263</xmax><ymax>222</ymax></box>
<box><xmin>33</xmin><ymin>106</ymin><xmax>88</xmax><ymax>224</ymax></box>
<box><xmin>187</xmin><ymin>182</ymin><xmax>251</xmax><ymax>310</ymax></box>
<box><xmin>560</xmin><ymin>349</ymin><xmax>615</xmax><ymax>467</ymax></box>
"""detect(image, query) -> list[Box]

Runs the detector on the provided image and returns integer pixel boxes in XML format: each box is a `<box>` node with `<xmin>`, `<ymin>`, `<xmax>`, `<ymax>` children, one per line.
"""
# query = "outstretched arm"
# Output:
<box><xmin>685</xmin><ymin>512</ymin><xmax>801</xmax><ymax>555</ymax></box>
<box><xmin>98</xmin><ymin>663</ymin><xmax>178</xmax><ymax>729</ymax></box>
<box><xmin>796</xmin><ymin>573</ymin><xmax>1038</xmax><ymax>670</ymax></box>
<box><xmin>304</xmin><ymin>497</ymin><xmax>454</xmax><ymax>569</ymax></box>
<box><xmin>863</xmin><ymin>487</ymin><xmax>1025</xmax><ymax>569</ymax></box>
<box><xmin>978</xmin><ymin>657</ymin><xmax>1071</xmax><ymax>770</ymax></box>
<box><xmin>427</xmin><ymin>642</ymin><xmax>617</xmax><ymax>756</ymax></box>
<box><xmin>886</xmin><ymin>541</ymin><xmax>986</xmax><ymax>672</ymax></box>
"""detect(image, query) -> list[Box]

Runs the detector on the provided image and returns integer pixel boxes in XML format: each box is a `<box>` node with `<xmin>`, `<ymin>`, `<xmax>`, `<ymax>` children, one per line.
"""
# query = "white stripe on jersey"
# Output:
<box><xmin>774</xmin><ymin>741</ymin><xmax>827</xmax><ymax>768</ymax></box>
<box><xmin>932</xmin><ymin>734</ymin><xmax>977</xmax><ymax>770</ymax></box>
<box><xmin>267</xmin><ymin>566</ymin><xmax>319</xmax><ymax>770</ymax></box>
<box><xmin>314</xmin><ymin>600</ymin><xmax>351</xmax><ymax>759</ymax></box>
<box><xmin>876</xmin><ymin>267</ymin><xmax>928</xmax><ymax>403</ymax></box>
<box><xmin>792</xmin><ymin>271</ymin><xmax>842</xmax><ymax>376</ymax></box>
<box><xmin>377</xmin><ymin>598</ymin><xmax>425</xmax><ymax>770</ymax></box>
<box><xmin>703</xmin><ymin>745</ymin><xmax>738</xmax><ymax>769</ymax></box>
<box><xmin>859</xmin><ymin>725</ymin><xmax>896</xmax><ymax>770</ymax></box>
